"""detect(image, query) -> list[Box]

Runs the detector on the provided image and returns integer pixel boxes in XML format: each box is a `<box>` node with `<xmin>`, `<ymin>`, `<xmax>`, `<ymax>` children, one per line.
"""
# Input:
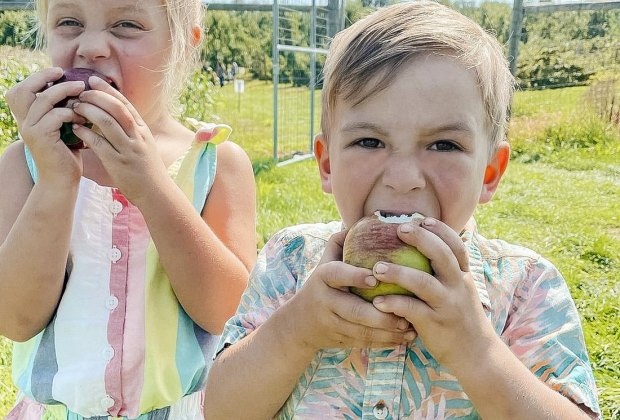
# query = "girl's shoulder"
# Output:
<box><xmin>0</xmin><ymin>141</ymin><xmax>32</xmax><ymax>186</ymax></box>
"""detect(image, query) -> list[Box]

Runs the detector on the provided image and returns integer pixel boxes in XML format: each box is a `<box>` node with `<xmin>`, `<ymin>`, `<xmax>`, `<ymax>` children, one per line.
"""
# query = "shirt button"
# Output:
<box><xmin>101</xmin><ymin>395</ymin><xmax>114</xmax><ymax>409</ymax></box>
<box><xmin>110</xmin><ymin>200</ymin><xmax>123</xmax><ymax>215</ymax></box>
<box><xmin>105</xmin><ymin>295</ymin><xmax>119</xmax><ymax>310</ymax></box>
<box><xmin>373</xmin><ymin>400</ymin><xmax>388</xmax><ymax>419</ymax></box>
<box><xmin>108</xmin><ymin>246</ymin><xmax>122</xmax><ymax>263</ymax></box>
<box><xmin>102</xmin><ymin>346</ymin><xmax>115</xmax><ymax>361</ymax></box>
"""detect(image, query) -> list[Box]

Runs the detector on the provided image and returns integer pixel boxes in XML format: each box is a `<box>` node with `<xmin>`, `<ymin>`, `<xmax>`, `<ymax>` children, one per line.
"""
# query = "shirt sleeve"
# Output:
<box><xmin>215</xmin><ymin>226</ymin><xmax>321</xmax><ymax>357</ymax></box>
<box><xmin>503</xmin><ymin>256</ymin><xmax>601</xmax><ymax>418</ymax></box>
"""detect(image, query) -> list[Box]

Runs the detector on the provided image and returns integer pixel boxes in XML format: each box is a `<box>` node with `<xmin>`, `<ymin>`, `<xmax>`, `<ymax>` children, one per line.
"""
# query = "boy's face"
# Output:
<box><xmin>315</xmin><ymin>54</ymin><xmax>509</xmax><ymax>232</ymax></box>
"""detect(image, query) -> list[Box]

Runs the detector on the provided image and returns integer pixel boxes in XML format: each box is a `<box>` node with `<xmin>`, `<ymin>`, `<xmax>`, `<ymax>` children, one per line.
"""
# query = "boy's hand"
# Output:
<box><xmin>285</xmin><ymin>230</ymin><xmax>415</xmax><ymax>352</ymax></box>
<box><xmin>370</xmin><ymin>218</ymin><xmax>497</xmax><ymax>369</ymax></box>
<box><xmin>5</xmin><ymin>67</ymin><xmax>85</xmax><ymax>183</ymax></box>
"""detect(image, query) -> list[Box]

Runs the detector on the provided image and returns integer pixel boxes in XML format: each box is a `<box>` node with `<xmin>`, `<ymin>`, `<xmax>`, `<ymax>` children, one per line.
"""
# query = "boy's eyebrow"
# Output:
<box><xmin>421</xmin><ymin>121</ymin><xmax>475</xmax><ymax>136</ymax></box>
<box><xmin>340</xmin><ymin>122</ymin><xmax>390</xmax><ymax>137</ymax></box>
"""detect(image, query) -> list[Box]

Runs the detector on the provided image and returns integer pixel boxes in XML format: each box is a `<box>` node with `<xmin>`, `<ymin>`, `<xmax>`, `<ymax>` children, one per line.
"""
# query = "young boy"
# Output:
<box><xmin>204</xmin><ymin>2</ymin><xmax>600</xmax><ymax>418</ymax></box>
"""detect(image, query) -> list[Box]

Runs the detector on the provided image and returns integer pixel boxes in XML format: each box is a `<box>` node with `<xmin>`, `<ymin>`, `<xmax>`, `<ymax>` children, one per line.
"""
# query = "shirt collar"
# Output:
<box><xmin>460</xmin><ymin>218</ymin><xmax>492</xmax><ymax>314</ymax></box>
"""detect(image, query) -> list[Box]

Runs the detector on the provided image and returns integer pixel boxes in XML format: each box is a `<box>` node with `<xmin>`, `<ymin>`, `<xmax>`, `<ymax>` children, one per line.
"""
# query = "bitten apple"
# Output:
<box><xmin>343</xmin><ymin>212</ymin><xmax>432</xmax><ymax>302</ymax></box>
<box><xmin>49</xmin><ymin>68</ymin><xmax>116</xmax><ymax>149</ymax></box>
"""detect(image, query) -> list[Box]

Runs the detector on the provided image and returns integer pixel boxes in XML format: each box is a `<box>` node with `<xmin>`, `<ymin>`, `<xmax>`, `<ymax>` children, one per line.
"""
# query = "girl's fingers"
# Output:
<box><xmin>72</xmin><ymin>122</ymin><xmax>119</xmax><ymax>156</ymax></box>
<box><xmin>71</xmin><ymin>100</ymin><xmax>132</xmax><ymax>151</ymax></box>
<box><xmin>26</xmin><ymin>81</ymin><xmax>86</xmax><ymax>126</ymax></box>
<box><xmin>89</xmin><ymin>76</ymin><xmax>146</xmax><ymax>125</ymax></box>
<box><xmin>5</xmin><ymin>67</ymin><xmax>64</xmax><ymax>119</ymax></box>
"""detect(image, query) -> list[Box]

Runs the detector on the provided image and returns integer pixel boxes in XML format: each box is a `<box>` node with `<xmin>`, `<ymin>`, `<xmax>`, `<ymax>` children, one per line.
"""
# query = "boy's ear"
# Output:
<box><xmin>479</xmin><ymin>141</ymin><xmax>510</xmax><ymax>204</ymax></box>
<box><xmin>191</xmin><ymin>25</ymin><xmax>202</xmax><ymax>47</ymax></box>
<box><xmin>314</xmin><ymin>134</ymin><xmax>332</xmax><ymax>193</ymax></box>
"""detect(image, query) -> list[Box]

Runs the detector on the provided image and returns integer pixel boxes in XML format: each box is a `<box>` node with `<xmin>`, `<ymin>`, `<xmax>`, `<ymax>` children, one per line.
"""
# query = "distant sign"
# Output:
<box><xmin>234</xmin><ymin>79</ymin><xmax>245</xmax><ymax>93</ymax></box>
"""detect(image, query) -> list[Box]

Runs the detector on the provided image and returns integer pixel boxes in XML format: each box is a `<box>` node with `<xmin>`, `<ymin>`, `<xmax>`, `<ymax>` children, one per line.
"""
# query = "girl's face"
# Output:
<box><xmin>46</xmin><ymin>0</ymin><xmax>172</xmax><ymax>123</ymax></box>
<box><xmin>315</xmin><ymin>55</ymin><xmax>508</xmax><ymax>233</ymax></box>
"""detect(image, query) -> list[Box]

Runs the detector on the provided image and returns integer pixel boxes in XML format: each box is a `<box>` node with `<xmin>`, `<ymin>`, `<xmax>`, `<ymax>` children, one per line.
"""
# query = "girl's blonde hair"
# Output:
<box><xmin>34</xmin><ymin>0</ymin><xmax>203</xmax><ymax>110</ymax></box>
<box><xmin>321</xmin><ymin>1</ymin><xmax>515</xmax><ymax>149</ymax></box>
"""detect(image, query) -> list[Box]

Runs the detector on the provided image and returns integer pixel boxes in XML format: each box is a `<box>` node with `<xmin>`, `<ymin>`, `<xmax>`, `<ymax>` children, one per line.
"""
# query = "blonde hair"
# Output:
<box><xmin>321</xmin><ymin>1</ymin><xmax>515</xmax><ymax>149</ymax></box>
<box><xmin>34</xmin><ymin>0</ymin><xmax>203</xmax><ymax>110</ymax></box>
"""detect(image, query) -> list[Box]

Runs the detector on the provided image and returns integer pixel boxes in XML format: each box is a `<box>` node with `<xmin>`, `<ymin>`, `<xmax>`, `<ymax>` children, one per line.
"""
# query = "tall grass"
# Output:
<box><xmin>1</xmin><ymin>47</ymin><xmax>619</xmax><ymax>418</ymax></box>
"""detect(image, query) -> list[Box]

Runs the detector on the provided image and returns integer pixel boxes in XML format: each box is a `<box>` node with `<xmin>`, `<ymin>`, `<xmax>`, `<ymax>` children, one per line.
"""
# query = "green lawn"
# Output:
<box><xmin>1</xmin><ymin>47</ymin><xmax>619</xmax><ymax>418</ymax></box>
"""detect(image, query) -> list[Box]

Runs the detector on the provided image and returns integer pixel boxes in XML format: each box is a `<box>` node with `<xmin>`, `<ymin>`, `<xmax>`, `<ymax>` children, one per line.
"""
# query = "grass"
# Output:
<box><xmin>1</xmin><ymin>48</ymin><xmax>619</xmax><ymax>418</ymax></box>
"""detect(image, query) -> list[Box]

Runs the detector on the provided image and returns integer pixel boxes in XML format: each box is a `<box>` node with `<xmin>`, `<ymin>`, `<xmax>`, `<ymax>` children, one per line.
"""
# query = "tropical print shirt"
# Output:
<box><xmin>217</xmin><ymin>220</ymin><xmax>601</xmax><ymax>419</ymax></box>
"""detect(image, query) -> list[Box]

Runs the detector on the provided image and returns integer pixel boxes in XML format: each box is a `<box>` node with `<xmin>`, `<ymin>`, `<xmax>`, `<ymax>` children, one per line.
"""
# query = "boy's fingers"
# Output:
<box><xmin>333</xmin><ymin>293</ymin><xmax>411</xmax><ymax>332</ymax></box>
<box><xmin>397</xmin><ymin>221</ymin><xmax>464</xmax><ymax>287</ymax></box>
<box><xmin>318</xmin><ymin>230</ymin><xmax>348</xmax><ymax>265</ymax></box>
<box><xmin>371</xmin><ymin>262</ymin><xmax>443</xmax><ymax>307</ymax></box>
<box><xmin>419</xmin><ymin>218</ymin><xmax>469</xmax><ymax>272</ymax></box>
<box><xmin>332</xmin><ymin>316</ymin><xmax>414</xmax><ymax>347</ymax></box>
<box><xmin>317</xmin><ymin>261</ymin><xmax>374</xmax><ymax>291</ymax></box>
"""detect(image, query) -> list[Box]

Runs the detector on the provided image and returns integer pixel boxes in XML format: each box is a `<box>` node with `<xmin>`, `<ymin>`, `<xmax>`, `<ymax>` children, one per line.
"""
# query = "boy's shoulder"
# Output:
<box><xmin>267</xmin><ymin>221</ymin><xmax>343</xmax><ymax>250</ymax></box>
<box><xmin>475</xmin><ymin>234</ymin><xmax>541</xmax><ymax>262</ymax></box>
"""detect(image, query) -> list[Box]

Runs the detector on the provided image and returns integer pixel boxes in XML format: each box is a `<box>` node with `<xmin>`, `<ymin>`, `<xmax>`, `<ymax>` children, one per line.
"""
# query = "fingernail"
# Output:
<box><xmin>423</xmin><ymin>217</ymin><xmax>436</xmax><ymax>227</ymax></box>
<box><xmin>400</xmin><ymin>224</ymin><xmax>413</xmax><ymax>233</ymax></box>
<box><xmin>373</xmin><ymin>296</ymin><xmax>385</xmax><ymax>304</ymax></box>
<box><xmin>365</xmin><ymin>276</ymin><xmax>377</xmax><ymax>287</ymax></box>
<box><xmin>404</xmin><ymin>331</ymin><xmax>416</xmax><ymax>341</ymax></box>
<box><xmin>374</xmin><ymin>263</ymin><xmax>388</xmax><ymax>274</ymax></box>
<box><xmin>398</xmin><ymin>319</ymin><xmax>409</xmax><ymax>330</ymax></box>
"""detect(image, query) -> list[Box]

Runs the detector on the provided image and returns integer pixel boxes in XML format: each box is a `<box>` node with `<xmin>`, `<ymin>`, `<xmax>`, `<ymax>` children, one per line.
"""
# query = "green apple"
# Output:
<box><xmin>343</xmin><ymin>212</ymin><xmax>432</xmax><ymax>302</ymax></box>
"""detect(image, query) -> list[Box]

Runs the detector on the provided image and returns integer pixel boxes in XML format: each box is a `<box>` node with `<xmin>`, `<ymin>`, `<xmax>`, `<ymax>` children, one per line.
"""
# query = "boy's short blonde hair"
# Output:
<box><xmin>321</xmin><ymin>0</ymin><xmax>515</xmax><ymax>149</ymax></box>
<box><xmin>35</xmin><ymin>0</ymin><xmax>203</xmax><ymax>108</ymax></box>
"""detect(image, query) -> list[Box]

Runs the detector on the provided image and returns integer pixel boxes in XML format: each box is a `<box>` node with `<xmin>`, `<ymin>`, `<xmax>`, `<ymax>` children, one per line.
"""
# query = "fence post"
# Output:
<box><xmin>509</xmin><ymin>0</ymin><xmax>524</xmax><ymax>76</ymax></box>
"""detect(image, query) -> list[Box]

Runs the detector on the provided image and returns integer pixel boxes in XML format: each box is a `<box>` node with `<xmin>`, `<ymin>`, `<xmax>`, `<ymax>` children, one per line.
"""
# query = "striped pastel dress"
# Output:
<box><xmin>8</xmin><ymin>124</ymin><xmax>231</xmax><ymax>419</ymax></box>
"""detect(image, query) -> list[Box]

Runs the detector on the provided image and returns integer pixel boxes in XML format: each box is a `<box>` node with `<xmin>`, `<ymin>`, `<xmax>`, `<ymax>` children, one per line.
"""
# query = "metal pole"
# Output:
<box><xmin>309</xmin><ymin>0</ymin><xmax>317</xmax><ymax>152</ymax></box>
<box><xmin>508</xmin><ymin>0</ymin><xmax>524</xmax><ymax>76</ymax></box>
<box><xmin>272</xmin><ymin>0</ymin><xmax>279</xmax><ymax>162</ymax></box>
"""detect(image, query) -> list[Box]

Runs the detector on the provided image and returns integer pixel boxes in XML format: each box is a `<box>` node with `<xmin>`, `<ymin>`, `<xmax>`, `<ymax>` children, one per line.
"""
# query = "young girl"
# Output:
<box><xmin>0</xmin><ymin>0</ymin><xmax>257</xmax><ymax>418</ymax></box>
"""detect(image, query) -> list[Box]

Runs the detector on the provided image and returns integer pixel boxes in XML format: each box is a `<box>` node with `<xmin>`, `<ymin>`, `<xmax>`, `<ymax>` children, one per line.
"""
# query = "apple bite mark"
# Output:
<box><xmin>49</xmin><ymin>68</ymin><xmax>117</xmax><ymax>149</ymax></box>
<box><xmin>343</xmin><ymin>211</ymin><xmax>432</xmax><ymax>302</ymax></box>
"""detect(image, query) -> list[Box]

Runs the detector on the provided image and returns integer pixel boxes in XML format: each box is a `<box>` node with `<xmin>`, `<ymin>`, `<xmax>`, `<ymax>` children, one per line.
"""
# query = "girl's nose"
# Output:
<box><xmin>382</xmin><ymin>155</ymin><xmax>426</xmax><ymax>193</ymax></box>
<box><xmin>76</xmin><ymin>31</ymin><xmax>110</xmax><ymax>62</ymax></box>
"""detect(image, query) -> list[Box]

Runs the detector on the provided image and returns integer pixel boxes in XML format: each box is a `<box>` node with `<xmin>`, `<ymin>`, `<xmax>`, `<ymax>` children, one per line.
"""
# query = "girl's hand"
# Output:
<box><xmin>5</xmin><ymin>67</ymin><xmax>86</xmax><ymax>183</ymax></box>
<box><xmin>370</xmin><ymin>218</ymin><xmax>496</xmax><ymax>369</ymax></box>
<box><xmin>71</xmin><ymin>76</ymin><xmax>168</xmax><ymax>204</ymax></box>
<box><xmin>285</xmin><ymin>230</ymin><xmax>415</xmax><ymax>352</ymax></box>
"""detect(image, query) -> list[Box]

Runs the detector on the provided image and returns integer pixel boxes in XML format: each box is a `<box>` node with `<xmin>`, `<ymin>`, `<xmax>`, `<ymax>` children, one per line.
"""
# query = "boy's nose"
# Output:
<box><xmin>382</xmin><ymin>155</ymin><xmax>426</xmax><ymax>193</ymax></box>
<box><xmin>76</xmin><ymin>32</ymin><xmax>111</xmax><ymax>62</ymax></box>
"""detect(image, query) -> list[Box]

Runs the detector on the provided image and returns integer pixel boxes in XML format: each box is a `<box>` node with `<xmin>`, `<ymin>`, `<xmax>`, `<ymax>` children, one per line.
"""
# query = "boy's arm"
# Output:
<box><xmin>204</xmin><ymin>300</ymin><xmax>317</xmax><ymax>420</ymax></box>
<box><xmin>0</xmin><ymin>142</ymin><xmax>79</xmax><ymax>341</ymax></box>
<box><xmin>451</xmin><ymin>335</ymin><xmax>596</xmax><ymax>419</ymax></box>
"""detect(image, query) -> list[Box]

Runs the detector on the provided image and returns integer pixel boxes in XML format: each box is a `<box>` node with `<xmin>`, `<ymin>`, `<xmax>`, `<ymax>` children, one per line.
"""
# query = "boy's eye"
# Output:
<box><xmin>429</xmin><ymin>140</ymin><xmax>461</xmax><ymax>151</ymax></box>
<box><xmin>355</xmin><ymin>138</ymin><xmax>383</xmax><ymax>149</ymax></box>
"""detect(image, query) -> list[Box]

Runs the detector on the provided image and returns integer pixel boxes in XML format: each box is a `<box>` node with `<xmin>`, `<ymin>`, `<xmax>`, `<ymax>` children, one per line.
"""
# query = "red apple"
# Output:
<box><xmin>50</xmin><ymin>68</ymin><xmax>116</xmax><ymax>149</ymax></box>
<box><xmin>343</xmin><ymin>212</ymin><xmax>432</xmax><ymax>302</ymax></box>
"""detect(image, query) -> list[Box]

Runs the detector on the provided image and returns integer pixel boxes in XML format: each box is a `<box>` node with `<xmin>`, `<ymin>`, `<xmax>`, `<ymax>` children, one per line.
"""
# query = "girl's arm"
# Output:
<box><xmin>0</xmin><ymin>142</ymin><xmax>78</xmax><ymax>341</ymax></box>
<box><xmin>133</xmin><ymin>141</ymin><xmax>256</xmax><ymax>333</ymax></box>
